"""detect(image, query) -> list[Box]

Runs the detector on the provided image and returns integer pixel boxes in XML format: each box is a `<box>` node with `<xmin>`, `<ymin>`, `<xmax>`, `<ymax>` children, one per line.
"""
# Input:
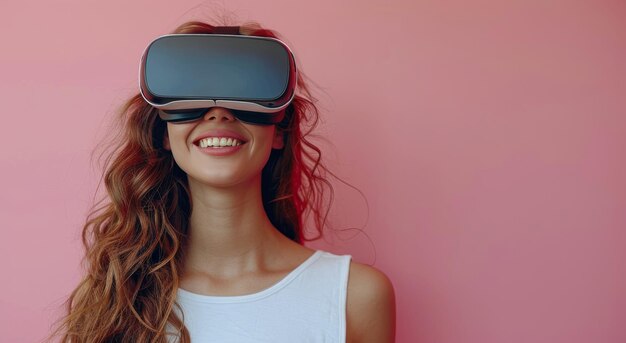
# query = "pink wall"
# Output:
<box><xmin>1</xmin><ymin>0</ymin><xmax>625</xmax><ymax>342</ymax></box>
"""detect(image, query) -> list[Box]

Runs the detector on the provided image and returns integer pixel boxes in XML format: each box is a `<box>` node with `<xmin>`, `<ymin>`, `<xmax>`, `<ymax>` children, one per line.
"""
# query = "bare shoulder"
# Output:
<box><xmin>346</xmin><ymin>260</ymin><xmax>396</xmax><ymax>343</ymax></box>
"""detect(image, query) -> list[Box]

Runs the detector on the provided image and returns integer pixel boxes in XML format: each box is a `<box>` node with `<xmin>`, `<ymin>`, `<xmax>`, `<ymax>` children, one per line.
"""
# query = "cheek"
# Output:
<box><xmin>245</xmin><ymin>135</ymin><xmax>273</xmax><ymax>162</ymax></box>
<box><xmin>165</xmin><ymin>126</ymin><xmax>193</xmax><ymax>163</ymax></box>
<box><xmin>240</xmin><ymin>127</ymin><xmax>276</xmax><ymax>167</ymax></box>
<box><xmin>248</xmin><ymin>125</ymin><xmax>276</xmax><ymax>144</ymax></box>
<box><xmin>166</xmin><ymin>125</ymin><xmax>189</xmax><ymax>147</ymax></box>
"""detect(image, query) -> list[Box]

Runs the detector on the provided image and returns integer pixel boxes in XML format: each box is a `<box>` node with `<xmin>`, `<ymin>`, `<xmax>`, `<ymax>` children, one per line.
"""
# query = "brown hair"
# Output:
<box><xmin>46</xmin><ymin>20</ymin><xmax>339</xmax><ymax>342</ymax></box>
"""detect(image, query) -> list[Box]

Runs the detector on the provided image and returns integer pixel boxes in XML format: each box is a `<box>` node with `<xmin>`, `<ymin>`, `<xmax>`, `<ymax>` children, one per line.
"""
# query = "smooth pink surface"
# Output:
<box><xmin>1</xmin><ymin>1</ymin><xmax>625</xmax><ymax>342</ymax></box>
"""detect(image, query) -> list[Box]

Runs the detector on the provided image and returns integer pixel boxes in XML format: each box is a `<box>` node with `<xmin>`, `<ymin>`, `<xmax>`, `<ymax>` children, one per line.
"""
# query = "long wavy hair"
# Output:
<box><xmin>46</xmin><ymin>20</ymin><xmax>338</xmax><ymax>343</ymax></box>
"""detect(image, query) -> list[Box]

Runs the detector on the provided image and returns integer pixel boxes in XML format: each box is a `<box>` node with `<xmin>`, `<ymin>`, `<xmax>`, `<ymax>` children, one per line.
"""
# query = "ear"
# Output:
<box><xmin>272</xmin><ymin>126</ymin><xmax>285</xmax><ymax>150</ymax></box>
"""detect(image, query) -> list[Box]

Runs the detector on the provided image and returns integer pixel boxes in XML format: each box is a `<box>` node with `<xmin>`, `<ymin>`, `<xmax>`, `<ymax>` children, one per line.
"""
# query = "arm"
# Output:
<box><xmin>346</xmin><ymin>261</ymin><xmax>397</xmax><ymax>343</ymax></box>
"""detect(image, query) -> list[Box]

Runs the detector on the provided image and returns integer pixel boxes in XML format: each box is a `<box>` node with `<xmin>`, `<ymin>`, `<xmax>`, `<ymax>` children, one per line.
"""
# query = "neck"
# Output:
<box><xmin>182</xmin><ymin>174</ymin><xmax>286</xmax><ymax>278</ymax></box>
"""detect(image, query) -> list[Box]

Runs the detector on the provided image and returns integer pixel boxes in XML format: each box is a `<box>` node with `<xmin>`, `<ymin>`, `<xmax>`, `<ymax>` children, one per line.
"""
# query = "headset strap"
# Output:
<box><xmin>212</xmin><ymin>26</ymin><xmax>241</xmax><ymax>35</ymax></box>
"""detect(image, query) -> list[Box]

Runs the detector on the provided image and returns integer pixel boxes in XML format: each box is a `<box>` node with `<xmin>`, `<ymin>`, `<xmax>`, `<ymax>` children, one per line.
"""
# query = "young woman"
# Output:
<box><xmin>49</xmin><ymin>20</ymin><xmax>395</xmax><ymax>343</ymax></box>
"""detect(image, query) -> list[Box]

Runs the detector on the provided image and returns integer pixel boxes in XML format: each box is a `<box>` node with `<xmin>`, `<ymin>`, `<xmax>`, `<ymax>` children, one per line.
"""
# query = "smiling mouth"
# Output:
<box><xmin>194</xmin><ymin>137</ymin><xmax>248</xmax><ymax>148</ymax></box>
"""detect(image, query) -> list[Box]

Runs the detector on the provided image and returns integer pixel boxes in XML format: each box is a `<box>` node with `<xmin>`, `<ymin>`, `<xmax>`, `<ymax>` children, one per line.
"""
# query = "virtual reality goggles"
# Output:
<box><xmin>139</xmin><ymin>26</ymin><xmax>297</xmax><ymax>125</ymax></box>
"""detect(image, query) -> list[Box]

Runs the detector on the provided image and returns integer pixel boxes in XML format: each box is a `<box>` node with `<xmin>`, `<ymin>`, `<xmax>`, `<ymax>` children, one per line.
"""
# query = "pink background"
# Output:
<box><xmin>1</xmin><ymin>0</ymin><xmax>625</xmax><ymax>342</ymax></box>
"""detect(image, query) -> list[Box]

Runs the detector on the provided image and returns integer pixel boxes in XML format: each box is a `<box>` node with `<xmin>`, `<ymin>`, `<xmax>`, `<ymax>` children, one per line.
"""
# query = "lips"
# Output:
<box><xmin>192</xmin><ymin>129</ymin><xmax>248</xmax><ymax>146</ymax></box>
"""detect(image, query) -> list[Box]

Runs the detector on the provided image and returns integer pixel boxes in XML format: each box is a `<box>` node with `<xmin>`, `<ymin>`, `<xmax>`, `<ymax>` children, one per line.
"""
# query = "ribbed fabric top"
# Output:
<box><xmin>167</xmin><ymin>249</ymin><xmax>352</xmax><ymax>342</ymax></box>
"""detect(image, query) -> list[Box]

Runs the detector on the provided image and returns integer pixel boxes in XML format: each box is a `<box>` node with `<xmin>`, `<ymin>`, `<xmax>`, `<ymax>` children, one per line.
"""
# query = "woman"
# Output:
<box><xmin>49</xmin><ymin>20</ymin><xmax>395</xmax><ymax>343</ymax></box>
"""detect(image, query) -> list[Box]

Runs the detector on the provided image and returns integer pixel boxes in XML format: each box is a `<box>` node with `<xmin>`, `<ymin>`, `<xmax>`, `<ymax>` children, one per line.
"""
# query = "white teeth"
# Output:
<box><xmin>198</xmin><ymin>137</ymin><xmax>243</xmax><ymax>148</ymax></box>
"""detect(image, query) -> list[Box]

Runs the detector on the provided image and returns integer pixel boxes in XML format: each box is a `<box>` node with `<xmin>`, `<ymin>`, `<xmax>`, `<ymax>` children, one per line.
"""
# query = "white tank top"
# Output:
<box><xmin>167</xmin><ymin>249</ymin><xmax>352</xmax><ymax>343</ymax></box>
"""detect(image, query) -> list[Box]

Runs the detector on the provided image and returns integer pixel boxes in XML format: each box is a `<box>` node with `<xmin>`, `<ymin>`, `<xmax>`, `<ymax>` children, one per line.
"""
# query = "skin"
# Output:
<box><xmin>163</xmin><ymin>107</ymin><xmax>396</xmax><ymax>342</ymax></box>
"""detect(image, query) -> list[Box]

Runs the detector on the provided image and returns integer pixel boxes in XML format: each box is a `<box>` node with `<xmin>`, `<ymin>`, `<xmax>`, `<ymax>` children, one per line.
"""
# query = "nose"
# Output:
<box><xmin>203</xmin><ymin>107</ymin><xmax>236</xmax><ymax>122</ymax></box>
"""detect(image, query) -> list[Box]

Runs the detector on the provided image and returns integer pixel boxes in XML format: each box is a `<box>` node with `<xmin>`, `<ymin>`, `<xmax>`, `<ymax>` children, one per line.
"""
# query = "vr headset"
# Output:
<box><xmin>139</xmin><ymin>26</ymin><xmax>297</xmax><ymax>125</ymax></box>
